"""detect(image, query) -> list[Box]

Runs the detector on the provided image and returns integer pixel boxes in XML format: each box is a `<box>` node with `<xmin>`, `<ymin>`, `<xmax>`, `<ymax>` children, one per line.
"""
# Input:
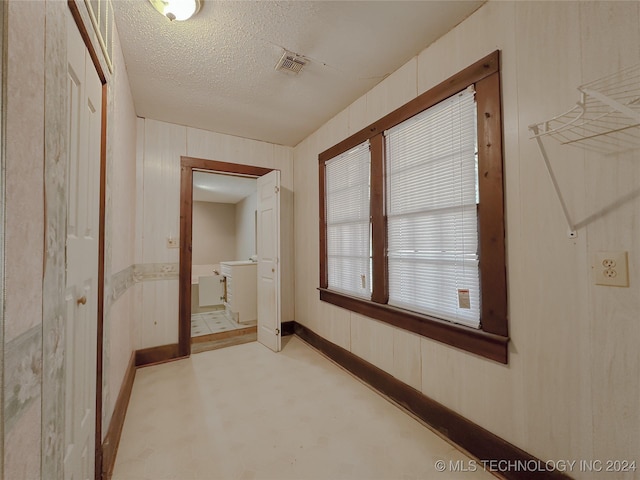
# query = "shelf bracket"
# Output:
<box><xmin>580</xmin><ymin>87</ymin><xmax>640</xmax><ymax>124</ymax></box>
<box><xmin>528</xmin><ymin>64</ymin><xmax>640</xmax><ymax>239</ymax></box>
<box><xmin>529</xmin><ymin>125</ymin><xmax>578</xmax><ymax>238</ymax></box>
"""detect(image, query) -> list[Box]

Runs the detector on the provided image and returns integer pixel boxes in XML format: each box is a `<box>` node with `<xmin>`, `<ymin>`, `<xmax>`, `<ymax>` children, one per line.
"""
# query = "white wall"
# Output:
<box><xmin>192</xmin><ymin>201</ymin><xmax>236</xmax><ymax>265</ymax></box>
<box><xmin>294</xmin><ymin>1</ymin><xmax>640</xmax><ymax>476</ymax></box>
<box><xmin>110</xmin><ymin>24</ymin><xmax>137</xmax><ymax>277</ymax></box>
<box><xmin>104</xmin><ymin>20</ymin><xmax>137</xmax><ymax>435</ymax></box>
<box><xmin>235</xmin><ymin>191</ymin><xmax>257</xmax><ymax>261</ymax></box>
<box><xmin>137</xmin><ymin>120</ymin><xmax>294</xmax><ymax>348</ymax></box>
<box><xmin>137</xmin><ymin>119</ymin><xmax>182</xmax><ymax>349</ymax></box>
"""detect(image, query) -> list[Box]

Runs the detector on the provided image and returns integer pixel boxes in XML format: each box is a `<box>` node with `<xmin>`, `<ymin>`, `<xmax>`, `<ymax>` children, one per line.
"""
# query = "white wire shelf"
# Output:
<box><xmin>528</xmin><ymin>64</ymin><xmax>640</xmax><ymax>238</ymax></box>
<box><xmin>529</xmin><ymin>63</ymin><xmax>640</xmax><ymax>154</ymax></box>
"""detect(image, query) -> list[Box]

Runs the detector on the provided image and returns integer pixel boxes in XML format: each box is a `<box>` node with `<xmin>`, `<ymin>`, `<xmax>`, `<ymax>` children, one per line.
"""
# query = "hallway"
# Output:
<box><xmin>3</xmin><ymin>2</ymin><xmax>639</xmax><ymax>478</ymax></box>
<box><xmin>112</xmin><ymin>337</ymin><xmax>492</xmax><ymax>480</ymax></box>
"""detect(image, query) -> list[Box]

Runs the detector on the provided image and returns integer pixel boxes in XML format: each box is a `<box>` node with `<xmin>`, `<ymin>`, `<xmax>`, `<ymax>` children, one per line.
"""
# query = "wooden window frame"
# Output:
<box><xmin>318</xmin><ymin>51</ymin><xmax>508</xmax><ymax>364</ymax></box>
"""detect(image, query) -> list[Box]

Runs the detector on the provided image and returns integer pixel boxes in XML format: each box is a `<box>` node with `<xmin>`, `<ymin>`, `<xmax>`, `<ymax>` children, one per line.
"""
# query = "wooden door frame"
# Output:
<box><xmin>67</xmin><ymin>3</ymin><xmax>107</xmax><ymax>479</ymax></box>
<box><xmin>178</xmin><ymin>156</ymin><xmax>272</xmax><ymax>357</ymax></box>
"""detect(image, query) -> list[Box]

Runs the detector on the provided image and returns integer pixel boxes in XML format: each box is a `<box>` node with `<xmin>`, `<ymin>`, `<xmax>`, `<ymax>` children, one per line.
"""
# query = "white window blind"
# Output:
<box><xmin>385</xmin><ymin>86</ymin><xmax>480</xmax><ymax>328</ymax></box>
<box><xmin>325</xmin><ymin>141</ymin><xmax>372</xmax><ymax>298</ymax></box>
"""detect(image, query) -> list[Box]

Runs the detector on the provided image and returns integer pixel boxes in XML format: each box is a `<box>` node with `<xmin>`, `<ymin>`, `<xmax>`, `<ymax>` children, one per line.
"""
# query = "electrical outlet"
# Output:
<box><xmin>593</xmin><ymin>251</ymin><xmax>629</xmax><ymax>287</ymax></box>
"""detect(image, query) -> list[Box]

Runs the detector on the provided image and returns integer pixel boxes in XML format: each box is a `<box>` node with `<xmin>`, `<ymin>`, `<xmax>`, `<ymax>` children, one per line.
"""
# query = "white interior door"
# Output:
<box><xmin>257</xmin><ymin>170</ymin><xmax>281</xmax><ymax>352</ymax></box>
<box><xmin>64</xmin><ymin>9</ymin><xmax>101</xmax><ymax>480</ymax></box>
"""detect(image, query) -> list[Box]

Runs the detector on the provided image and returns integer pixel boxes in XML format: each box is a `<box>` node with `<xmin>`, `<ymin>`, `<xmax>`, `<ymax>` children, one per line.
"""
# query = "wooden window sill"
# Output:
<box><xmin>319</xmin><ymin>288</ymin><xmax>508</xmax><ymax>364</ymax></box>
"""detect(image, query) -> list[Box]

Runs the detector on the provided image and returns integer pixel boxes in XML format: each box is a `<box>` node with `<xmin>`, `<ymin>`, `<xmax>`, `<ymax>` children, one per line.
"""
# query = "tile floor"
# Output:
<box><xmin>112</xmin><ymin>337</ymin><xmax>494</xmax><ymax>480</ymax></box>
<box><xmin>191</xmin><ymin>310</ymin><xmax>255</xmax><ymax>337</ymax></box>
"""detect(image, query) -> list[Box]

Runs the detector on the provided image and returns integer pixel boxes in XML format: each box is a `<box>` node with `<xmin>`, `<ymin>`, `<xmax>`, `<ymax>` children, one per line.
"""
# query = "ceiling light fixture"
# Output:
<box><xmin>148</xmin><ymin>0</ymin><xmax>201</xmax><ymax>22</ymax></box>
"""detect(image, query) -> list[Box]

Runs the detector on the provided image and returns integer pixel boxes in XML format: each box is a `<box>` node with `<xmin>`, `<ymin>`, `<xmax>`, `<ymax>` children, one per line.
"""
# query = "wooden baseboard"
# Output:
<box><xmin>135</xmin><ymin>343</ymin><xmax>184</xmax><ymax>367</ymax></box>
<box><xmin>102</xmin><ymin>352</ymin><xmax>136</xmax><ymax>480</ymax></box>
<box><xmin>137</xmin><ymin>323</ymin><xmax>290</xmax><ymax>366</ymax></box>
<box><xmin>293</xmin><ymin>322</ymin><xmax>570</xmax><ymax>480</ymax></box>
<box><xmin>281</xmin><ymin>320</ymin><xmax>295</xmax><ymax>336</ymax></box>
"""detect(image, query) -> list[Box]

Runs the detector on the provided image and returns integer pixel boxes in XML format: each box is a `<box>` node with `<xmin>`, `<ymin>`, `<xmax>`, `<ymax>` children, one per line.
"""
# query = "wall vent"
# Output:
<box><xmin>275</xmin><ymin>50</ymin><xmax>307</xmax><ymax>74</ymax></box>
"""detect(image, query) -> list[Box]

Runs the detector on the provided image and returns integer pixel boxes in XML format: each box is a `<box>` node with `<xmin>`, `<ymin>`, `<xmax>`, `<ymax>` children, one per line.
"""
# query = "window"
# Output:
<box><xmin>386</xmin><ymin>86</ymin><xmax>479</xmax><ymax>328</ymax></box>
<box><xmin>325</xmin><ymin>141</ymin><xmax>372</xmax><ymax>298</ymax></box>
<box><xmin>319</xmin><ymin>51</ymin><xmax>508</xmax><ymax>363</ymax></box>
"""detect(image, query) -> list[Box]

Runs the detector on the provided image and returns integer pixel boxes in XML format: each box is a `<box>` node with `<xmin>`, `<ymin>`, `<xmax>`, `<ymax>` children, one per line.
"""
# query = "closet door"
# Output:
<box><xmin>64</xmin><ymin>8</ymin><xmax>101</xmax><ymax>479</ymax></box>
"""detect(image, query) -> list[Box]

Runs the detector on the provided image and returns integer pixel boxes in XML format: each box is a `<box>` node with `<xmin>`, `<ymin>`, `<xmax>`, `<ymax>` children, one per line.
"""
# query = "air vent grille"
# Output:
<box><xmin>275</xmin><ymin>51</ymin><xmax>307</xmax><ymax>74</ymax></box>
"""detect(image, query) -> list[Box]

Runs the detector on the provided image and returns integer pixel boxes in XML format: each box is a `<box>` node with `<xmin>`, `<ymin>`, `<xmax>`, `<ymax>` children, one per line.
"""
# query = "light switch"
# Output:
<box><xmin>167</xmin><ymin>236</ymin><xmax>178</xmax><ymax>248</ymax></box>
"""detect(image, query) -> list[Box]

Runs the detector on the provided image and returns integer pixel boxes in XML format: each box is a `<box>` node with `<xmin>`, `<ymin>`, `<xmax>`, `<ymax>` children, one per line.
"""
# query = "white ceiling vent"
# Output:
<box><xmin>275</xmin><ymin>50</ymin><xmax>308</xmax><ymax>74</ymax></box>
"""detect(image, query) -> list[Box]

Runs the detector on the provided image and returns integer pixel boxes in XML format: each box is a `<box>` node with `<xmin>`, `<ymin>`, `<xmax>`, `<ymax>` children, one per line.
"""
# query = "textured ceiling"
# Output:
<box><xmin>113</xmin><ymin>1</ymin><xmax>484</xmax><ymax>146</ymax></box>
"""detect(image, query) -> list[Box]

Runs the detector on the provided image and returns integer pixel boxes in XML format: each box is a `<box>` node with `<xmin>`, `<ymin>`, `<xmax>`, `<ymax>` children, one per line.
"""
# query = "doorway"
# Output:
<box><xmin>179</xmin><ymin>157</ymin><xmax>281</xmax><ymax>357</ymax></box>
<box><xmin>190</xmin><ymin>171</ymin><xmax>258</xmax><ymax>351</ymax></box>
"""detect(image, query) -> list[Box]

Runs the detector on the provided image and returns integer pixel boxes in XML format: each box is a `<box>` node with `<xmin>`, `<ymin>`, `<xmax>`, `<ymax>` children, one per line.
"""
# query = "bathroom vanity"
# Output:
<box><xmin>220</xmin><ymin>260</ymin><xmax>258</xmax><ymax>324</ymax></box>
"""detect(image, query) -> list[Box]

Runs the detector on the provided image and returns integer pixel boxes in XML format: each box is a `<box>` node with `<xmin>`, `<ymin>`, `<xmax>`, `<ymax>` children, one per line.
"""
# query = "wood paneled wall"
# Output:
<box><xmin>136</xmin><ymin>120</ymin><xmax>294</xmax><ymax>350</ymax></box>
<box><xmin>293</xmin><ymin>2</ymin><xmax>640</xmax><ymax>477</ymax></box>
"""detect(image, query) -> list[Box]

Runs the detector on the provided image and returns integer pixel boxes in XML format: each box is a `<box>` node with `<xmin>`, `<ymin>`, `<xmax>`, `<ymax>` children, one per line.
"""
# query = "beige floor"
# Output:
<box><xmin>112</xmin><ymin>336</ymin><xmax>494</xmax><ymax>480</ymax></box>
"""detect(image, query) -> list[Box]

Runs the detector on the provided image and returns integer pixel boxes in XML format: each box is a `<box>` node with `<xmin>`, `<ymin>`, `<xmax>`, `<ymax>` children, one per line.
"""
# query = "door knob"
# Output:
<box><xmin>77</xmin><ymin>296</ymin><xmax>87</xmax><ymax>306</ymax></box>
